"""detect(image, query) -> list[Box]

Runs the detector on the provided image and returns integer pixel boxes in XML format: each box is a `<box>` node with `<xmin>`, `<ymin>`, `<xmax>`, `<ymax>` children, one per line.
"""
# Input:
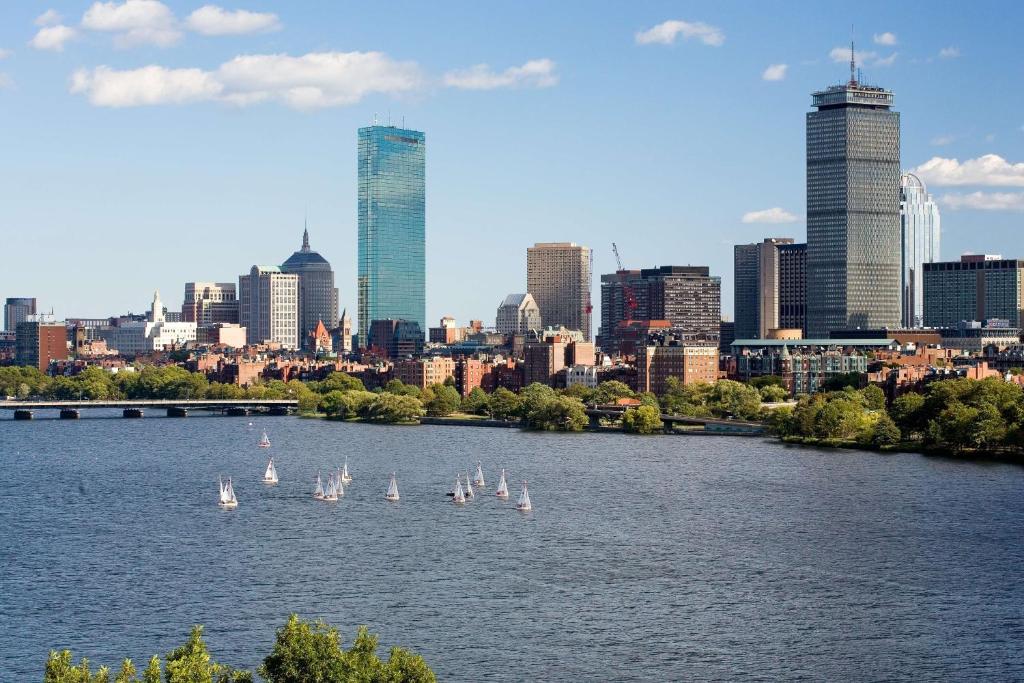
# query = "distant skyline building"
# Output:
<box><xmin>734</xmin><ymin>238</ymin><xmax>795</xmax><ymax>339</ymax></box>
<box><xmin>15</xmin><ymin>315</ymin><xmax>67</xmax><ymax>371</ymax></box>
<box><xmin>900</xmin><ymin>172</ymin><xmax>941</xmax><ymax>328</ymax></box>
<box><xmin>526</xmin><ymin>242</ymin><xmax>592</xmax><ymax>339</ymax></box>
<box><xmin>778</xmin><ymin>243</ymin><xmax>807</xmax><ymax>334</ymax></box>
<box><xmin>238</xmin><ymin>265</ymin><xmax>299</xmax><ymax>350</ymax></box>
<box><xmin>282</xmin><ymin>226</ymin><xmax>339</xmax><ymax>350</ymax></box>
<box><xmin>496</xmin><ymin>293</ymin><xmax>543</xmax><ymax>336</ymax></box>
<box><xmin>4</xmin><ymin>297</ymin><xmax>36</xmax><ymax>332</ymax></box>
<box><xmin>806</xmin><ymin>53</ymin><xmax>901</xmax><ymax>336</ymax></box>
<box><xmin>358</xmin><ymin>124</ymin><xmax>426</xmax><ymax>343</ymax></box>
<box><xmin>182</xmin><ymin>282</ymin><xmax>238</xmax><ymax>325</ymax></box>
<box><xmin>94</xmin><ymin>291</ymin><xmax>197</xmax><ymax>355</ymax></box>
<box><xmin>923</xmin><ymin>254</ymin><xmax>1023</xmax><ymax>328</ymax></box>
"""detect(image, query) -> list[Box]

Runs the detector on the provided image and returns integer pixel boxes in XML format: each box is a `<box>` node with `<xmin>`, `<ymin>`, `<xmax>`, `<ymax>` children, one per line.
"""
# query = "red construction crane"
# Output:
<box><xmin>612</xmin><ymin>242</ymin><xmax>638</xmax><ymax>315</ymax></box>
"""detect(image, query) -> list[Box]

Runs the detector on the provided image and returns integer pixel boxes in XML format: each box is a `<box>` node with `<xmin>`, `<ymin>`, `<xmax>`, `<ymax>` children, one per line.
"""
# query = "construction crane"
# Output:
<box><xmin>612</xmin><ymin>242</ymin><xmax>638</xmax><ymax>316</ymax></box>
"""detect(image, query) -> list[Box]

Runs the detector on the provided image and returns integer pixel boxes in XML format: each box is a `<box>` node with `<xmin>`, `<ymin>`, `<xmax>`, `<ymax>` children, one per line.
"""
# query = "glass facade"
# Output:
<box><xmin>900</xmin><ymin>173</ymin><xmax>941</xmax><ymax>328</ymax></box>
<box><xmin>923</xmin><ymin>257</ymin><xmax>1024</xmax><ymax>328</ymax></box>
<box><xmin>806</xmin><ymin>81</ymin><xmax>901</xmax><ymax>337</ymax></box>
<box><xmin>357</xmin><ymin>125</ymin><xmax>426</xmax><ymax>342</ymax></box>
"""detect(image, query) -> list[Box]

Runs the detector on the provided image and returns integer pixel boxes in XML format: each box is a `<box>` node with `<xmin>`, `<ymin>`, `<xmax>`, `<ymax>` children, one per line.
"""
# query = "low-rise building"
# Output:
<box><xmin>394</xmin><ymin>356</ymin><xmax>455</xmax><ymax>389</ymax></box>
<box><xmin>15</xmin><ymin>316</ymin><xmax>68</xmax><ymax>371</ymax></box>
<box><xmin>637</xmin><ymin>341</ymin><xmax>718</xmax><ymax>395</ymax></box>
<box><xmin>565</xmin><ymin>365</ymin><xmax>599</xmax><ymax>389</ymax></box>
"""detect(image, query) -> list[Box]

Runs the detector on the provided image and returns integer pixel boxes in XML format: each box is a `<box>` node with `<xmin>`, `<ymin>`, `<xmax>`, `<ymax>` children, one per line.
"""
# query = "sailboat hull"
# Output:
<box><xmin>385</xmin><ymin>494</ymin><xmax>400</xmax><ymax>501</ymax></box>
<box><xmin>219</xmin><ymin>501</ymin><xmax>238</xmax><ymax>509</ymax></box>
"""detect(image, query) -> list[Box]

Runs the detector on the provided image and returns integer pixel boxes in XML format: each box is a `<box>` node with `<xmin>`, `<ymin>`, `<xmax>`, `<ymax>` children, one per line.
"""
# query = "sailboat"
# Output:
<box><xmin>516</xmin><ymin>481</ymin><xmax>532</xmax><ymax>512</ymax></box>
<box><xmin>495</xmin><ymin>469</ymin><xmax>509</xmax><ymax>499</ymax></box>
<box><xmin>335</xmin><ymin>467</ymin><xmax>345</xmax><ymax>497</ymax></box>
<box><xmin>452</xmin><ymin>477</ymin><xmax>466</xmax><ymax>504</ymax></box>
<box><xmin>313</xmin><ymin>471</ymin><xmax>325</xmax><ymax>500</ymax></box>
<box><xmin>473</xmin><ymin>462</ymin><xmax>486</xmax><ymax>488</ymax></box>
<box><xmin>258</xmin><ymin>429</ymin><xmax>271</xmax><ymax>448</ymax></box>
<box><xmin>323</xmin><ymin>473</ymin><xmax>339</xmax><ymax>502</ymax></box>
<box><xmin>218</xmin><ymin>476</ymin><xmax>238</xmax><ymax>509</ymax></box>
<box><xmin>263</xmin><ymin>458</ymin><xmax>278</xmax><ymax>484</ymax></box>
<box><xmin>385</xmin><ymin>473</ymin><xmax>400</xmax><ymax>501</ymax></box>
<box><xmin>340</xmin><ymin>457</ymin><xmax>353</xmax><ymax>484</ymax></box>
<box><xmin>464</xmin><ymin>472</ymin><xmax>475</xmax><ymax>499</ymax></box>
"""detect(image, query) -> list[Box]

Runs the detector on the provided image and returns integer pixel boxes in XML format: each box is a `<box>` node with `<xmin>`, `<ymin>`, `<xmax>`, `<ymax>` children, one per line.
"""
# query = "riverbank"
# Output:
<box><xmin>780</xmin><ymin>434</ymin><xmax>1024</xmax><ymax>463</ymax></box>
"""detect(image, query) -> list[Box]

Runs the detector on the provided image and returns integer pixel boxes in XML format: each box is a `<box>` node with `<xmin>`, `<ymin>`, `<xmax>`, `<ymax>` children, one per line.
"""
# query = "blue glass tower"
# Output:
<box><xmin>357</xmin><ymin>125</ymin><xmax>426</xmax><ymax>343</ymax></box>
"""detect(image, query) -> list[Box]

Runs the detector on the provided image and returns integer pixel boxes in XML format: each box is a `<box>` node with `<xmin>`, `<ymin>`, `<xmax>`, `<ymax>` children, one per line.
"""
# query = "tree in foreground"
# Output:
<box><xmin>622</xmin><ymin>405</ymin><xmax>664</xmax><ymax>434</ymax></box>
<box><xmin>424</xmin><ymin>383</ymin><xmax>461</xmax><ymax>416</ymax></box>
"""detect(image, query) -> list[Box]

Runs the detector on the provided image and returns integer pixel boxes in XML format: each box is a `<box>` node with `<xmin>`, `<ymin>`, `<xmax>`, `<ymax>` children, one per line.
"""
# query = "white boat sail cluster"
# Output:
<box><xmin>218</xmin><ymin>476</ymin><xmax>238</xmax><ymax>509</ymax></box>
<box><xmin>385</xmin><ymin>473</ymin><xmax>400</xmax><ymax>501</ymax></box>
<box><xmin>446</xmin><ymin>465</ymin><xmax>530</xmax><ymax>511</ymax></box>
<box><xmin>258</xmin><ymin>429</ymin><xmax>271</xmax><ymax>448</ymax></box>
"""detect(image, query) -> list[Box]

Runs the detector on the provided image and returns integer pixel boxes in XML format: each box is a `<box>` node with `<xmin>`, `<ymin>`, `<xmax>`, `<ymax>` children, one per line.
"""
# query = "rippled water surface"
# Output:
<box><xmin>2</xmin><ymin>412</ymin><xmax>1023</xmax><ymax>681</ymax></box>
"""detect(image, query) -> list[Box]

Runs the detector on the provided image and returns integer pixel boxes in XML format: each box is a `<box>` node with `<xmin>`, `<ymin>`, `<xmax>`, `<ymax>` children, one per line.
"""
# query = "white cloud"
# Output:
<box><xmin>914</xmin><ymin>154</ymin><xmax>1024</xmax><ymax>187</ymax></box>
<box><xmin>443</xmin><ymin>58</ymin><xmax>557</xmax><ymax>90</ymax></box>
<box><xmin>873</xmin><ymin>32</ymin><xmax>897</xmax><ymax>46</ymax></box>
<box><xmin>939</xmin><ymin>46</ymin><xmax>960</xmax><ymax>59</ymax></box>
<box><xmin>635</xmin><ymin>20</ymin><xmax>724</xmax><ymax>47</ymax></box>
<box><xmin>940</xmin><ymin>192</ymin><xmax>1024</xmax><ymax>212</ymax></box>
<box><xmin>30</xmin><ymin>25</ymin><xmax>77</xmax><ymax>52</ymax></box>
<box><xmin>70</xmin><ymin>51</ymin><xmax>424</xmax><ymax>109</ymax></box>
<box><xmin>185</xmin><ymin>5</ymin><xmax>281</xmax><ymax>36</ymax></box>
<box><xmin>741</xmin><ymin>207</ymin><xmax>798</xmax><ymax>224</ymax></box>
<box><xmin>0</xmin><ymin>49</ymin><xmax>11</xmax><ymax>59</ymax></box>
<box><xmin>35</xmin><ymin>9</ymin><xmax>63</xmax><ymax>26</ymax></box>
<box><xmin>761</xmin><ymin>63</ymin><xmax>787</xmax><ymax>81</ymax></box>
<box><xmin>82</xmin><ymin>0</ymin><xmax>181</xmax><ymax>47</ymax></box>
<box><xmin>930</xmin><ymin>134</ymin><xmax>955</xmax><ymax>146</ymax></box>
<box><xmin>829</xmin><ymin>46</ymin><xmax>897</xmax><ymax>67</ymax></box>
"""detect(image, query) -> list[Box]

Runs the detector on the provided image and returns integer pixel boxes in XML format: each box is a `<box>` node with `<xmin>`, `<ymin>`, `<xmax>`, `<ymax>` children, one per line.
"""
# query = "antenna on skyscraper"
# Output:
<box><xmin>849</xmin><ymin>26</ymin><xmax>856</xmax><ymax>85</ymax></box>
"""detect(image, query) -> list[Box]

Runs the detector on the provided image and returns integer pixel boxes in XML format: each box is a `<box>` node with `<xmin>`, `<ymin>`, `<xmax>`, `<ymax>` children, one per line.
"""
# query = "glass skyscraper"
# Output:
<box><xmin>357</xmin><ymin>125</ymin><xmax>426</xmax><ymax>343</ymax></box>
<box><xmin>900</xmin><ymin>173</ymin><xmax>941</xmax><ymax>328</ymax></box>
<box><xmin>806</xmin><ymin>65</ymin><xmax>901</xmax><ymax>337</ymax></box>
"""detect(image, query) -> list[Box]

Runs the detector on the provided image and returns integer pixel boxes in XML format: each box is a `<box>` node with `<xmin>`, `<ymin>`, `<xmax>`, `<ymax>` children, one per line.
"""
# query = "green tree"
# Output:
<box><xmin>622</xmin><ymin>405</ymin><xmax>664</xmax><ymax>434</ymax></box>
<box><xmin>708</xmin><ymin>380</ymin><xmax>762</xmax><ymax>419</ymax></box>
<box><xmin>424</xmin><ymin>384</ymin><xmax>461</xmax><ymax>416</ymax></box>
<box><xmin>383</xmin><ymin>379</ymin><xmax>420</xmax><ymax>398</ymax></box>
<box><xmin>758</xmin><ymin>384</ymin><xmax>789</xmax><ymax>403</ymax></box>
<box><xmin>259</xmin><ymin>614</ymin><xmax>347</xmax><ymax>683</ymax></box>
<box><xmin>749</xmin><ymin>375</ymin><xmax>785</xmax><ymax>389</ymax></box>
<box><xmin>862</xmin><ymin>384</ymin><xmax>887</xmax><ymax>410</ymax></box>
<box><xmin>890</xmin><ymin>392</ymin><xmax>926</xmax><ymax>439</ymax></box>
<box><xmin>165</xmin><ymin>625</ymin><xmax>251</xmax><ymax>683</ymax></box>
<box><xmin>360</xmin><ymin>393</ymin><xmax>424</xmax><ymax>423</ymax></box>
<box><xmin>318</xmin><ymin>372</ymin><xmax>366</xmax><ymax>393</ymax></box>
<box><xmin>321</xmin><ymin>390</ymin><xmax>376</xmax><ymax>419</ymax></box>
<box><xmin>593</xmin><ymin>380</ymin><xmax>635</xmax><ymax>405</ymax></box>
<box><xmin>519</xmin><ymin>383</ymin><xmax>557</xmax><ymax>426</ymax></box>
<box><xmin>766</xmin><ymin>405</ymin><xmax>796</xmax><ymax>436</ymax></box>
<box><xmin>44</xmin><ymin>650</ymin><xmax>110</xmax><ymax>683</ymax></box>
<box><xmin>460</xmin><ymin>387</ymin><xmax>490</xmax><ymax>415</ymax></box>
<box><xmin>870</xmin><ymin>412</ymin><xmax>901</xmax><ymax>447</ymax></box>
<box><xmin>562</xmin><ymin>383</ymin><xmax>596</xmax><ymax>404</ymax></box>
<box><xmin>525</xmin><ymin>394</ymin><xmax>587</xmax><ymax>431</ymax></box>
<box><xmin>660</xmin><ymin>378</ymin><xmax>713</xmax><ymax>417</ymax></box>
<box><xmin>142</xmin><ymin>657</ymin><xmax>161</xmax><ymax>683</ymax></box>
<box><xmin>822</xmin><ymin>372</ymin><xmax>863</xmax><ymax>392</ymax></box>
<box><xmin>487</xmin><ymin>387</ymin><xmax>522</xmax><ymax>421</ymax></box>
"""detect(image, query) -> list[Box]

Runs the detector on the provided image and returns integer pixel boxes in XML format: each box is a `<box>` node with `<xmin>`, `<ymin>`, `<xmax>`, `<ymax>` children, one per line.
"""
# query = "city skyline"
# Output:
<box><xmin>2</xmin><ymin>2</ymin><xmax>1024</xmax><ymax>323</ymax></box>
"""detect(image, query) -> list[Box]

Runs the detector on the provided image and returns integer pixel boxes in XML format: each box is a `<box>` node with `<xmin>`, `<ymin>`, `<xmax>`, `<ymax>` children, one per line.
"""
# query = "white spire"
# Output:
<box><xmin>151</xmin><ymin>289</ymin><xmax>165</xmax><ymax>323</ymax></box>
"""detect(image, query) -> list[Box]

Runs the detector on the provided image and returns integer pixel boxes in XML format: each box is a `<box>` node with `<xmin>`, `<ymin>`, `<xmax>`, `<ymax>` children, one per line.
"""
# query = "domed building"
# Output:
<box><xmin>281</xmin><ymin>226</ymin><xmax>339</xmax><ymax>351</ymax></box>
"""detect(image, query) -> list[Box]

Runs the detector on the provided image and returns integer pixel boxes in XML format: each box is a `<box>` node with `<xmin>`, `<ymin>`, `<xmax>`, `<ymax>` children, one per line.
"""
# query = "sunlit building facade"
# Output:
<box><xmin>900</xmin><ymin>173</ymin><xmax>941</xmax><ymax>328</ymax></box>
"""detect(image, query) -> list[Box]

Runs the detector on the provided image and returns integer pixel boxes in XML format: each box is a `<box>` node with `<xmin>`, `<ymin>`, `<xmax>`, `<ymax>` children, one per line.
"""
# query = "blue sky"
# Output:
<box><xmin>1</xmin><ymin>1</ymin><xmax>1023</xmax><ymax>327</ymax></box>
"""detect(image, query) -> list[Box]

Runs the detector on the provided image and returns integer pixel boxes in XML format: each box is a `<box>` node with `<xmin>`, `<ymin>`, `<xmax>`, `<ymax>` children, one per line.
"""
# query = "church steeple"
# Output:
<box><xmin>301</xmin><ymin>219</ymin><xmax>311</xmax><ymax>253</ymax></box>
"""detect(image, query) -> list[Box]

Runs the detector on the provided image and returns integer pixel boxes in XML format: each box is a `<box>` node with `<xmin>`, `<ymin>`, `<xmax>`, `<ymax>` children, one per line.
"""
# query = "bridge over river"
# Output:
<box><xmin>585</xmin><ymin>408</ymin><xmax>766</xmax><ymax>435</ymax></box>
<box><xmin>0</xmin><ymin>399</ymin><xmax>298</xmax><ymax>420</ymax></box>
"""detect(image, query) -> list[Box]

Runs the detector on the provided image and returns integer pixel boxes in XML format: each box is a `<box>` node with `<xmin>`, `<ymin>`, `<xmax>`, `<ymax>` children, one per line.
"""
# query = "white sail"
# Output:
<box><xmin>453</xmin><ymin>478</ymin><xmax>465</xmax><ymax>503</ymax></box>
<box><xmin>336</xmin><ymin>469</ymin><xmax>345</xmax><ymax>497</ymax></box>
<box><xmin>464</xmin><ymin>472</ymin><xmax>474</xmax><ymax>498</ymax></box>
<box><xmin>474</xmin><ymin>462</ymin><xmax>486</xmax><ymax>488</ymax></box>
<box><xmin>226</xmin><ymin>477</ymin><xmax>237</xmax><ymax>504</ymax></box>
<box><xmin>218</xmin><ymin>476</ymin><xmax>229</xmax><ymax>503</ymax></box>
<box><xmin>516</xmin><ymin>482</ymin><xmax>531</xmax><ymax>511</ymax></box>
<box><xmin>313</xmin><ymin>471</ymin><xmax>325</xmax><ymax>499</ymax></box>
<box><xmin>219</xmin><ymin>476</ymin><xmax>238</xmax><ymax>508</ymax></box>
<box><xmin>258</xmin><ymin>429</ymin><xmax>271</xmax><ymax>448</ymax></box>
<box><xmin>263</xmin><ymin>458</ymin><xmax>278</xmax><ymax>484</ymax></box>
<box><xmin>324</xmin><ymin>473</ymin><xmax>338</xmax><ymax>501</ymax></box>
<box><xmin>341</xmin><ymin>458</ymin><xmax>352</xmax><ymax>483</ymax></box>
<box><xmin>496</xmin><ymin>469</ymin><xmax>509</xmax><ymax>498</ymax></box>
<box><xmin>385</xmin><ymin>473</ymin><xmax>399</xmax><ymax>501</ymax></box>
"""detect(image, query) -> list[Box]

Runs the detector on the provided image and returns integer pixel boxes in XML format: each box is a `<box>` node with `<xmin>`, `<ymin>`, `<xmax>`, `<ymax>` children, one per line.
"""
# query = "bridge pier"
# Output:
<box><xmin>589</xmin><ymin>414</ymin><xmax>601</xmax><ymax>429</ymax></box>
<box><xmin>60</xmin><ymin>409</ymin><xmax>80</xmax><ymax>420</ymax></box>
<box><xmin>123</xmin><ymin>408</ymin><xmax>144</xmax><ymax>419</ymax></box>
<box><xmin>663</xmin><ymin>421</ymin><xmax>674</xmax><ymax>434</ymax></box>
<box><xmin>14</xmin><ymin>409</ymin><xmax>33</xmax><ymax>420</ymax></box>
<box><xmin>167</xmin><ymin>407</ymin><xmax>188</xmax><ymax>418</ymax></box>
<box><xmin>226</xmin><ymin>407</ymin><xmax>249</xmax><ymax>417</ymax></box>
<box><xmin>268</xmin><ymin>406</ymin><xmax>289</xmax><ymax>416</ymax></box>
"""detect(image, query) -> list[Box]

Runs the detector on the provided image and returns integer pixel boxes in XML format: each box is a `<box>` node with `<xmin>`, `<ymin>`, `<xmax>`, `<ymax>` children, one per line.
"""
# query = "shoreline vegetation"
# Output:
<box><xmin>5</xmin><ymin>366</ymin><xmax>1024</xmax><ymax>460</ymax></box>
<box><xmin>43</xmin><ymin>614</ymin><xmax>435</xmax><ymax>682</ymax></box>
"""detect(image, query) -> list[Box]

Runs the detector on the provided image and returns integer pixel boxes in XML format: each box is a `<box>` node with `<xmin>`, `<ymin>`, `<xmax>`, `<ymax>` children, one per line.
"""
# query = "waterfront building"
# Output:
<box><xmin>923</xmin><ymin>255</ymin><xmax>1024</xmax><ymax>328</ymax></box>
<box><xmin>527</xmin><ymin>242</ymin><xmax>592</xmax><ymax>339</ymax></box>
<box><xmin>182</xmin><ymin>282</ymin><xmax>239</xmax><ymax>325</ymax></box>
<box><xmin>900</xmin><ymin>173</ymin><xmax>941</xmax><ymax>328</ymax></box>
<box><xmin>281</xmin><ymin>227</ymin><xmax>339</xmax><ymax>351</ymax></box>
<box><xmin>367</xmin><ymin>319</ymin><xmax>423</xmax><ymax>359</ymax></box>
<box><xmin>637</xmin><ymin>340</ymin><xmax>718</xmax><ymax>395</ymax></box>
<box><xmin>496</xmin><ymin>293</ymin><xmax>542</xmax><ymax>337</ymax></box>
<box><xmin>806</xmin><ymin>56</ymin><xmax>901</xmax><ymax>337</ymax></box>
<box><xmin>15</xmin><ymin>315</ymin><xmax>67</xmax><ymax>371</ymax></box>
<box><xmin>4</xmin><ymin>297</ymin><xmax>36</xmax><ymax>332</ymax></box>
<box><xmin>394</xmin><ymin>356</ymin><xmax>455</xmax><ymax>389</ymax></box>
<box><xmin>599</xmin><ymin>265</ymin><xmax>721</xmax><ymax>354</ymax></box>
<box><xmin>239</xmin><ymin>266</ymin><xmax>300</xmax><ymax>350</ymax></box>
<box><xmin>358</xmin><ymin>125</ymin><xmax>426</xmax><ymax>342</ymax></box>
<box><xmin>734</xmin><ymin>238</ymin><xmax>798</xmax><ymax>339</ymax></box>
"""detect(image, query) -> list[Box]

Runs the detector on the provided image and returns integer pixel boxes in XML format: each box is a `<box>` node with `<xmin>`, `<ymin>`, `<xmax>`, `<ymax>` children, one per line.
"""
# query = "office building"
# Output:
<box><xmin>496</xmin><ymin>293</ymin><xmax>542</xmax><ymax>336</ymax></box>
<box><xmin>4</xmin><ymin>297</ymin><xmax>36</xmax><ymax>332</ymax></box>
<box><xmin>182</xmin><ymin>282</ymin><xmax>239</xmax><ymax>325</ymax></box>
<box><xmin>358</xmin><ymin>125</ymin><xmax>426</xmax><ymax>342</ymax></box>
<box><xmin>15</xmin><ymin>315</ymin><xmax>67</xmax><ymax>371</ymax></box>
<box><xmin>806</xmin><ymin>54</ymin><xmax>901</xmax><ymax>336</ymax></box>
<box><xmin>923</xmin><ymin>255</ymin><xmax>1024</xmax><ymax>328</ymax></box>
<box><xmin>778</xmin><ymin>243</ymin><xmax>807</xmax><ymax>334</ymax></box>
<box><xmin>239</xmin><ymin>266</ymin><xmax>300</xmax><ymax>350</ymax></box>
<box><xmin>734</xmin><ymin>238</ymin><xmax>796</xmax><ymax>339</ymax></box>
<box><xmin>527</xmin><ymin>242</ymin><xmax>592</xmax><ymax>339</ymax></box>
<box><xmin>900</xmin><ymin>173</ymin><xmax>941</xmax><ymax>328</ymax></box>
<box><xmin>281</xmin><ymin>227</ymin><xmax>339</xmax><ymax>351</ymax></box>
<box><xmin>637</xmin><ymin>340</ymin><xmax>719</xmax><ymax>395</ymax></box>
<box><xmin>429</xmin><ymin>316</ymin><xmax>464</xmax><ymax>345</ymax></box>
<box><xmin>599</xmin><ymin>266</ymin><xmax>721</xmax><ymax>354</ymax></box>
<box><xmin>367</xmin><ymin>319</ymin><xmax>423</xmax><ymax>359</ymax></box>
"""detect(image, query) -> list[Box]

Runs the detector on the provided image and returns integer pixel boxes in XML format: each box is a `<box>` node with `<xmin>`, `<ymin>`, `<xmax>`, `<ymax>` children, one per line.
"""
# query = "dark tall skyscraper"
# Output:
<box><xmin>733</xmin><ymin>238</ymin><xmax>795</xmax><ymax>339</ymax></box>
<box><xmin>357</xmin><ymin>125</ymin><xmax>426</xmax><ymax>343</ymax></box>
<box><xmin>282</xmin><ymin>226</ymin><xmax>339</xmax><ymax>350</ymax></box>
<box><xmin>806</xmin><ymin>50</ymin><xmax>900</xmax><ymax>336</ymax></box>
<box><xmin>778</xmin><ymin>242</ymin><xmax>807</xmax><ymax>334</ymax></box>
<box><xmin>4</xmin><ymin>297</ymin><xmax>36</xmax><ymax>332</ymax></box>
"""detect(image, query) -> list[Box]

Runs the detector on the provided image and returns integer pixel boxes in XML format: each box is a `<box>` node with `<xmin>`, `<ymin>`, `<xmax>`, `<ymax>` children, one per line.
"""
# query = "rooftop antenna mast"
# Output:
<box><xmin>849</xmin><ymin>26</ymin><xmax>856</xmax><ymax>85</ymax></box>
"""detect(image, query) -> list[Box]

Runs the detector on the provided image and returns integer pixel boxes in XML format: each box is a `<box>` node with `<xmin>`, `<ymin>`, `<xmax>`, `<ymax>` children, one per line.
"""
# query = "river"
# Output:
<box><xmin>1</xmin><ymin>412</ymin><xmax>1022</xmax><ymax>681</ymax></box>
